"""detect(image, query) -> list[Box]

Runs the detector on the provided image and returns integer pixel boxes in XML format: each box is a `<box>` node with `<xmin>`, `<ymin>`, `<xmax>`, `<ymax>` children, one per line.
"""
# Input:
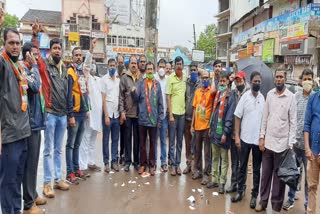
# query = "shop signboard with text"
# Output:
<box><xmin>262</xmin><ymin>39</ymin><xmax>275</xmax><ymax>63</ymax></box>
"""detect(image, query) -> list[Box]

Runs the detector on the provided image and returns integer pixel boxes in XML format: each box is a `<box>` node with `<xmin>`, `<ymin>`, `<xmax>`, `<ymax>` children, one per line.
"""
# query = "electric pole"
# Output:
<box><xmin>193</xmin><ymin>24</ymin><xmax>197</xmax><ymax>49</ymax></box>
<box><xmin>145</xmin><ymin>0</ymin><xmax>158</xmax><ymax>66</ymax></box>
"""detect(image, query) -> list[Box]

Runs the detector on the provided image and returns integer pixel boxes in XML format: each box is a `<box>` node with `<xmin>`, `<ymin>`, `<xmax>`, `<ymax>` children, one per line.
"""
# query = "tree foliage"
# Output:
<box><xmin>4</xmin><ymin>12</ymin><xmax>19</xmax><ymax>28</ymax></box>
<box><xmin>196</xmin><ymin>24</ymin><xmax>217</xmax><ymax>63</ymax></box>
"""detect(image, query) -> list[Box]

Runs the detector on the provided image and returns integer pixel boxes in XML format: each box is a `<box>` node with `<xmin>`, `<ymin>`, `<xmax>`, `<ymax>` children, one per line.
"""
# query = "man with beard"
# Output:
<box><xmin>120</xmin><ymin>56</ymin><xmax>140</xmax><ymax>172</ymax></box>
<box><xmin>21</xmin><ymin>42</ymin><xmax>46</xmax><ymax>214</ymax></box>
<box><xmin>138</xmin><ymin>55</ymin><xmax>147</xmax><ymax>78</ymax></box>
<box><xmin>213</xmin><ymin>60</ymin><xmax>222</xmax><ymax>86</ymax></box>
<box><xmin>65</xmin><ymin>47</ymin><xmax>90</xmax><ymax>184</ymax></box>
<box><xmin>255</xmin><ymin>69</ymin><xmax>296</xmax><ymax>212</ymax></box>
<box><xmin>32</xmin><ymin>26</ymin><xmax>70</xmax><ymax>198</ymax></box>
<box><xmin>183</xmin><ymin>62</ymin><xmax>201</xmax><ymax>175</ymax></box>
<box><xmin>117</xmin><ymin>54</ymin><xmax>126</xmax><ymax>165</ymax></box>
<box><xmin>0</xmin><ymin>25</ymin><xmax>32</xmax><ymax>213</ymax></box>
<box><xmin>166</xmin><ymin>56</ymin><xmax>187</xmax><ymax>176</ymax></box>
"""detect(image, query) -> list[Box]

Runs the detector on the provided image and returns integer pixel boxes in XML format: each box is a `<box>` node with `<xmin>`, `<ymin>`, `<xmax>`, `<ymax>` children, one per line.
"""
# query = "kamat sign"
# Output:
<box><xmin>112</xmin><ymin>47</ymin><xmax>144</xmax><ymax>54</ymax></box>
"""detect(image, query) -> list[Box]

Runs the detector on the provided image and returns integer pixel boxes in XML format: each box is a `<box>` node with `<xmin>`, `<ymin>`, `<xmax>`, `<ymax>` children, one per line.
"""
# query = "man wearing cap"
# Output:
<box><xmin>226</xmin><ymin>70</ymin><xmax>250</xmax><ymax>194</ymax></box>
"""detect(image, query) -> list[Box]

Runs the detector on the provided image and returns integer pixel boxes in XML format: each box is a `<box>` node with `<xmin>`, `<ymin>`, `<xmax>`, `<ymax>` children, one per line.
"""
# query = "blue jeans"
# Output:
<box><xmin>103</xmin><ymin>116</ymin><xmax>120</xmax><ymax>165</ymax></box>
<box><xmin>168</xmin><ymin>114</ymin><xmax>185</xmax><ymax>167</ymax></box>
<box><xmin>66</xmin><ymin>115</ymin><xmax>86</xmax><ymax>174</ymax></box>
<box><xmin>43</xmin><ymin>113</ymin><xmax>67</xmax><ymax>183</ymax></box>
<box><xmin>155</xmin><ymin>116</ymin><xmax>168</xmax><ymax>166</ymax></box>
<box><xmin>288</xmin><ymin>147</ymin><xmax>308</xmax><ymax>207</ymax></box>
<box><xmin>0</xmin><ymin>139</ymin><xmax>28</xmax><ymax>214</ymax></box>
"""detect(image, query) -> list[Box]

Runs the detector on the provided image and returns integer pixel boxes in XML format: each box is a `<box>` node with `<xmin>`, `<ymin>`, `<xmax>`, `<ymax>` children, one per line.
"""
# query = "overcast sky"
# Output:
<box><xmin>7</xmin><ymin>0</ymin><xmax>217</xmax><ymax>49</ymax></box>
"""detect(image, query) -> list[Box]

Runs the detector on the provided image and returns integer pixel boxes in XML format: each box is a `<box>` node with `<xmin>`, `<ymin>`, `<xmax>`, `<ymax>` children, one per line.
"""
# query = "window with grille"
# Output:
<box><xmin>80</xmin><ymin>36</ymin><xmax>90</xmax><ymax>50</ymax></box>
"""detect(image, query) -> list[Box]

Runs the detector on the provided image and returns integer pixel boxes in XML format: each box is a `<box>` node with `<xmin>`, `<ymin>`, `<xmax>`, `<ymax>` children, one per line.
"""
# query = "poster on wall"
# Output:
<box><xmin>262</xmin><ymin>39</ymin><xmax>275</xmax><ymax>63</ymax></box>
<box><xmin>38</xmin><ymin>33</ymin><xmax>50</xmax><ymax>49</ymax></box>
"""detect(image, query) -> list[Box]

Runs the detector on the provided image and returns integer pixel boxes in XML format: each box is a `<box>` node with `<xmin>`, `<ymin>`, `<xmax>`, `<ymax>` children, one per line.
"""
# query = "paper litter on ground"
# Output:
<box><xmin>121</xmin><ymin>183</ymin><xmax>125</xmax><ymax>187</ymax></box>
<box><xmin>192</xmin><ymin>189</ymin><xmax>196</xmax><ymax>192</ymax></box>
<box><xmin>189</xmin><ymin>206</ymin><xmax>196</xmax><ymax>210</ymax></box>
<box><xmin>197</xmin><ymin>188</ymin><xmax>202</xmax><ymax>193</ymax></box>
<box><xmin>144</xmin><ymin>182</ymin><xmax>150</xmax><ymax>185</ymax></box>
<box><xmin>141</xmin><ymin>172</ymin><xmax>150</xmax><ymax>178</ymax></box>
<box><xmin>109</xmin><ymin>171</ymin><xmax>115</xmax><ymax>174</ymax></box>
<box><xmin>131</xmin><ymin>190</ymin><xmax>135</xmax><ymax>193</ymax></box>
<box><xmin>212</xmin><ymin>192</ymin><xmax>219</xmax><ymax>196</ymax></box>
<box><xmin>113</xmin><ymin>183</ymin><xmax>118</xmax><ymax>187</ymax></box>
<box><xmin>187</xmin><ymin>195</ymin><xmax>195</xmax><ymax>203</ymax></box>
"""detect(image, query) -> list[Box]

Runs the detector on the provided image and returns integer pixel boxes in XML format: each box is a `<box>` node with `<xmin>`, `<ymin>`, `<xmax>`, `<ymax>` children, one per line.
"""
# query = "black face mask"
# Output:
<box><xmin>6</xmin><ymin>51</ymin><xmax>19</xmax><ymax>63</ymax></box>
<box><xmin>252</xmin><ymin>83</ymin><xmax>261</xmax><ymax>92</ymax></box>
<box><xmin>118</xmin><ymin>64</ymin><xmax>125</xmax><ymax>74</ymax></box>
<box><xmin>276</xmin><ymin>84</ymin><xmax>285</xmax><ymax>92</ymax></box>
<box><xmin>236</xmin><ymin>84</ymin><xmax>245</xmax><ymax>92</ymax></box>
<box><xmin>52</xmin><ymin>56</ymin><xmax>61</xmax><ymax>64</ymax></box>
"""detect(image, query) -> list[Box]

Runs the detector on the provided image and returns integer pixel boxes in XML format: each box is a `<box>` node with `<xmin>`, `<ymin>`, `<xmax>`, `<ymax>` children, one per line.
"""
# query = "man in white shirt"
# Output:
<box><xmin>79</xmin><ymin>62</ymin><xmax>102</xmax><ymax>173</ymax></box>
<box><xmin>155</xmin><ymin>59</ymin><xmax>168</xmax><ymax>172</ymax></box>
<box><xmin>231</xmin><ymin>72</ymin><xmax>265</xmax><ymax>209</ymax></box>
<box><xmin>101</xmin><ymin>58</ymin><xmax>121</xmax><ymax>173</ymax></box>
<box><xmin>255</xmin><ymin>69</ymin><xmax>297</xmax><ymax>212</ymax></box>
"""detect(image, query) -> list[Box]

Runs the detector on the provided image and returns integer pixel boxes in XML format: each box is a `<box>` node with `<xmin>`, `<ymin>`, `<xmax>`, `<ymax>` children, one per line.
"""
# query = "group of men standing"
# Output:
<box><xmin>1</xmin><ymin>11</ymin><xmax>320</xmax><ymax>214</ymax></box>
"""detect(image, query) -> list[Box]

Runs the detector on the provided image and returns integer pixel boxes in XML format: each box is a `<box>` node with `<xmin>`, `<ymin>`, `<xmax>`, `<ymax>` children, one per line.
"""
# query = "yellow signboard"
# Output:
<box><xmin>68</xmin><ymin>32</ymin><xmax>80</xmax><ymax>42</ymax></box>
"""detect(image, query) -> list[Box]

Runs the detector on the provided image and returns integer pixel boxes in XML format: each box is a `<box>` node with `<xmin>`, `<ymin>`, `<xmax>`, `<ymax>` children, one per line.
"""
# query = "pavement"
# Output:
<box><xmin>3</xmin><ymin>133</ymin><xmax>317</xmax><ymax>214</ymax></box>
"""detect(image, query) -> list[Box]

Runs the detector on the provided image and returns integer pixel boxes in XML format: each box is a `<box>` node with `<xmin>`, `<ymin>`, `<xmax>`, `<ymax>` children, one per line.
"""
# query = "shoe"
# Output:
<box><xmin>161</xmin><ymin>164</ymin><xmax>168</xmax><ymax>172</ymax></box>
<box><xmin>124</xmin><ymin>164</ymin><xmax>130</xmax><ymax>172</ymax></box>
<box><xmin>283</xmin><ymin>200</ymin><xmax>294</xmax><ymax>211</ymax></box>
<box><xmin>66</xmin><ymin>173</ymin><xmax>79</xmax><ymax>185</ymax></box>
<box><xmin>226</xmin><ymin>184</ymin><xmax>237</xmax><ymax>193</ymax></box>
<box><xmin>75</xmin><ymin>170</ymin><xmax>87</xmax><ymax>180</ymax></box>
<box><xmin>53</xmin><ymin>180</ymin><xmax>70</xmax><ymax>190</ymax></box>
<box><xmin>104</xmin><ymin>165</ymin><xmax>110</xmax><ymax>173</ymax></box>
<box><xmin>138</xmin><ymin>166</ymin><xmax>145</xmax><ymax>175</ymax></box>
<box><xmin>250</xmin><ymin>196</ymin><xmax>257</xmax><ymax>209</ymax></box>
<box><xmin>149</xmin><ymin>167</ymin><xmax>155</xmax><ymax>176</ymax></box>
<box><xmin>88</xmin><ymin>164</ymin><xmax>101</xmax><ymax>172</ymax></box>
<box><xmin>134</xmin><ymin>164</ymin><xmax>140</xmax><ymax>172</ymax></box>
<box><xmin>231</xmin><ymin>192</ymin><xmax>244</xmax><ymax>203</ymax></box>
<box><xmin>218</xmin><ymin>184</ymin><xmax>225</xmax><ymax>194</ymax></box>
<box><xmin>255</xmin><ymin>203</ymin><xmax>266</xmax><ymax>212</ymax></box>
<box><xmin>35</xmin><ymin>197</ymin><xmax>47</xmax><ymax>206</ymax></box>
<box><xmin>170</xmin><ymin>167</ymin><xmax>176</xmax><ymax>176</ymax></box>
<box><xmin>176</xmin><ymin>167</ymin><xmax>182</xmax><ymax>175</ymax></box>
<box><xmin>183</xmin><ymin>165</ymin><xmax>192</xmax><ymax>174</ymax></box>
<box><xmin>168</xmin><ymin>159</ymin><xmax>171</xmax><ymax>166</ymax></box>
<box><xmin>23</xmin><ymin>204</ymin><xmax>44</xmax><ymax>214</ymax></box>
<box><xmin>119</xmin><ymin>155</ymin><xmax>124</xmax><ymax>165</ymax></box>
<box><xmin>206</xmin><ymin>181</ymin><xmax>219</xmax><ymax>189</ymax></box>
<box><xmin>192</xmin><ymin>171</ymin><xmax>202</xmax><ymax>180</ymax></box>
<box><xmin>43</xmin><ymin>183</ymin><xmax>55</xmax><ymax>198</ymax></box>
<box><xmin>111</xmin><ymin>162</ymin><xmax>120</xmax><ymax>172</ymax></box>
<box><xmin>82</xmin><ymin>169</ymin><xmax>91</xmax><ymax>178</ymax></box>
<box><xmin>201</xmin><ymin>175</ymin><xmax>209</xmax><ymax>185</ymax></box>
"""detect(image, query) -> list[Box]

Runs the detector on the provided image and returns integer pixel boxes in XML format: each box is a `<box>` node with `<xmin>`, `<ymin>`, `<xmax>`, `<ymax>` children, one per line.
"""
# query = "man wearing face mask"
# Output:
<box><xmin>183</xmin><ymin>62</ymin><xmax>201</xmax><ymax>175</ymax></box>
<box><xmin>21</xmin><ymin>42</ymin><xmax>47</xmax><ymax>214</ymax></box>
<box><xmin>166</xmin><ymin>56</ymin><xmax>187</xmax><ymax>176</ymax></box>
<box><xmin>207</xmin><ymin>72</ymin><xmax>236</xmax><ymax>194</ymax></box>
<box><xmin>283</xmin><ymin>69</ymin><xmax>314</xmax><ymax>212</ymax></box>
<box><xmin>138</xmin><ymin>55</ymin><xmax>147</xmax><ymax>78</ymax></box>
<box><xmin>227</xmin><ymin>70</ymin><xmax>250</xmax><ymax>194</ymax></box>
<box><xmin>190</xmin><ymin>70</ymin><xmax>216</xmax><ymax>185</ymax></box>
<box><xmin>256</xmin><ymin>69</ymin><xmax>296</xmax><ymax>212</ymax></box>
<box><xmin>65</xmin><ymin>47</ymin><xmax>90</xmax><ymax>184</ymax></box>
<box><xmin>32</xmin><ymin>25</ymin><xmax>70</xmax><ymax>197</ymax></box>
<box><xmin>102</xmin><ymin>58</ymin><xmax>121</xmax><ymax>173</ymax></box>
<box><xmin>0</xmin><ymin>26</ymin><xmax>32</xmax><ymax>213</ymax></box>
<box><xmin>116</xmin><ymin>54</ymin><xmax>126</xmax><ymax>165</ymax></box>
<box><xmin>155</xmin><ymin>58</ymin><xmax>169</xmax><ymax>172</ymax></box>
<box><xmin>132</xmin><ymin>62</ymin><xmax>164</xmax><ymax>175</ymax></box>
<box><xmin>231</xmin><ymin>72</ymin><xmax>265</xmax><ymax>209</ymax></box>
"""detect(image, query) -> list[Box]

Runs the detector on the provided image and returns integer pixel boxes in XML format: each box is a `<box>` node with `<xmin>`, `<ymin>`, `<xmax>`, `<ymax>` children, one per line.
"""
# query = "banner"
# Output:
<box><xmin>262</xmin><ymin>39</ymin><xmax>274</xmax><ymax>63</ymax></box>
<box><xmin>68</xmin><ymin>32</ymin><xmax>80</xmax><ymax>42</ymax></box>
<box><xmin>280</xmin><ymin>22</ymin><xmax>308</xmax><ymax>42</ymax></box>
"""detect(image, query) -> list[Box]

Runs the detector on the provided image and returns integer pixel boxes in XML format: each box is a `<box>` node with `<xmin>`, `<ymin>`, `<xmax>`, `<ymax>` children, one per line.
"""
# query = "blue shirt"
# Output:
<box><xmin>304</xmin><ymin>92</ymin><xmax>320</xmax><ymax>155</ymax></box>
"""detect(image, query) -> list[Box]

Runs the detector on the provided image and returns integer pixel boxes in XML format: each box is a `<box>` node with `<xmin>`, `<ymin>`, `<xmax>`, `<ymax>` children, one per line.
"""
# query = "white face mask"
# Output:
<box><xmin>158</xmin><ymin>68</ymin><xmax>165</xmax><ymax>77</ymax></box>
<box><xmin>302</xmin><ymin>80</ymin><xmax>313</xmax><ymax>92</ymax></box>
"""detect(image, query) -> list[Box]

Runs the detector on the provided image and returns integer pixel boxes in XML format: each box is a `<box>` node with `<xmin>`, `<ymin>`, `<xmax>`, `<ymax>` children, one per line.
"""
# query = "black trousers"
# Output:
<box><xmin>120</xmin><ymin>123</ymin><xmax>126</xmax><ymax>158</ymax></box>
<box><xmin>237</xmin><ymin>140</ymin><xmax>262</xmax><ymax>198</ymax></box>
<box><xmin>230</xmin><ymin>138</ymin><xmax>240</xmax><ymax>187</ymax></box>
<box><xmin>139</xmin><ymin>126</ymin><xmax>156</xmax><ymax>167</ymax></box>
<box><xmin>124</xmin><ymin>117</ymin><xmax>139</xmax><ymax>166</ymax></box>
<box><xmin>23</xmin><ymin>131</ymin><xmax>41</xmax><ymax>210</ymax></box>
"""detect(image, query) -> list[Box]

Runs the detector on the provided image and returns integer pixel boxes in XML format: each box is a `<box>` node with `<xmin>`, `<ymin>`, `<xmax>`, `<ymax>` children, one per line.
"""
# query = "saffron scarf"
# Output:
<box><xmin>2</xmin><ymin>51</ymin><xmax>28</xmax><ymax>111</ymax></box>
<box><xmin>144</xmin><ymin>79</ymin><xmax>157</xmax><ymax>125</ymax></box>
<box><xmin>196</xmin><ymin>87</ymin><xmax>210</xmax><ymax>120</ymax></box>
<box><xmin>211</xmin><ymin>88</ymin><xmax>228</xmax><ymax>135</ymax></box>
<box><xmin>23</xmin><ymin>62</ymin><xmax>46</xmax><ymax>113</ymax></box>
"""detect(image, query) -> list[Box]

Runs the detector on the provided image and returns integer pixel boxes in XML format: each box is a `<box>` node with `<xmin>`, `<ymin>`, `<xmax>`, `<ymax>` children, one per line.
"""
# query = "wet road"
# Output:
<box><xmin>30</xmin><ymin>134</ymin><xmax>318</xmax><ymax>213</ymax></box>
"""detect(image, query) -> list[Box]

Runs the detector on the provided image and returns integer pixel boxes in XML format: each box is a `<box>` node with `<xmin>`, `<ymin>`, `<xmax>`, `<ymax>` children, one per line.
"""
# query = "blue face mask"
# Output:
<box><xmin>109</xmin><ymin>68</ymin><xmax>116</xmax><ymax>76</ymax></box>
<box><xmin>76</xmin><ymin>63</ymin><xmax>83</xmax><ymax>71</ymax></box>
<box><xmin>202</xmin><ymin>80</ymin><xmax>209</xmax><ymax>88</ymax></box>
<box><xmin>218</xmin><ymin>85</ymin><xmax>227</xmax><ymax>92</ymax></box>
<box><xmin>190</xmin><ymin>72</ymin><xmax>198</xmax><ymax>83</ymax></box>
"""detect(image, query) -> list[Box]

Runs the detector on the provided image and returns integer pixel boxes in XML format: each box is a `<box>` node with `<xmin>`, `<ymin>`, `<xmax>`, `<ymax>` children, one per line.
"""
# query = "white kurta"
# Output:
<box><xmin>88</xmin><ymin>75</ymin><xmax>103</xmax><ymax>132</ymax></box>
